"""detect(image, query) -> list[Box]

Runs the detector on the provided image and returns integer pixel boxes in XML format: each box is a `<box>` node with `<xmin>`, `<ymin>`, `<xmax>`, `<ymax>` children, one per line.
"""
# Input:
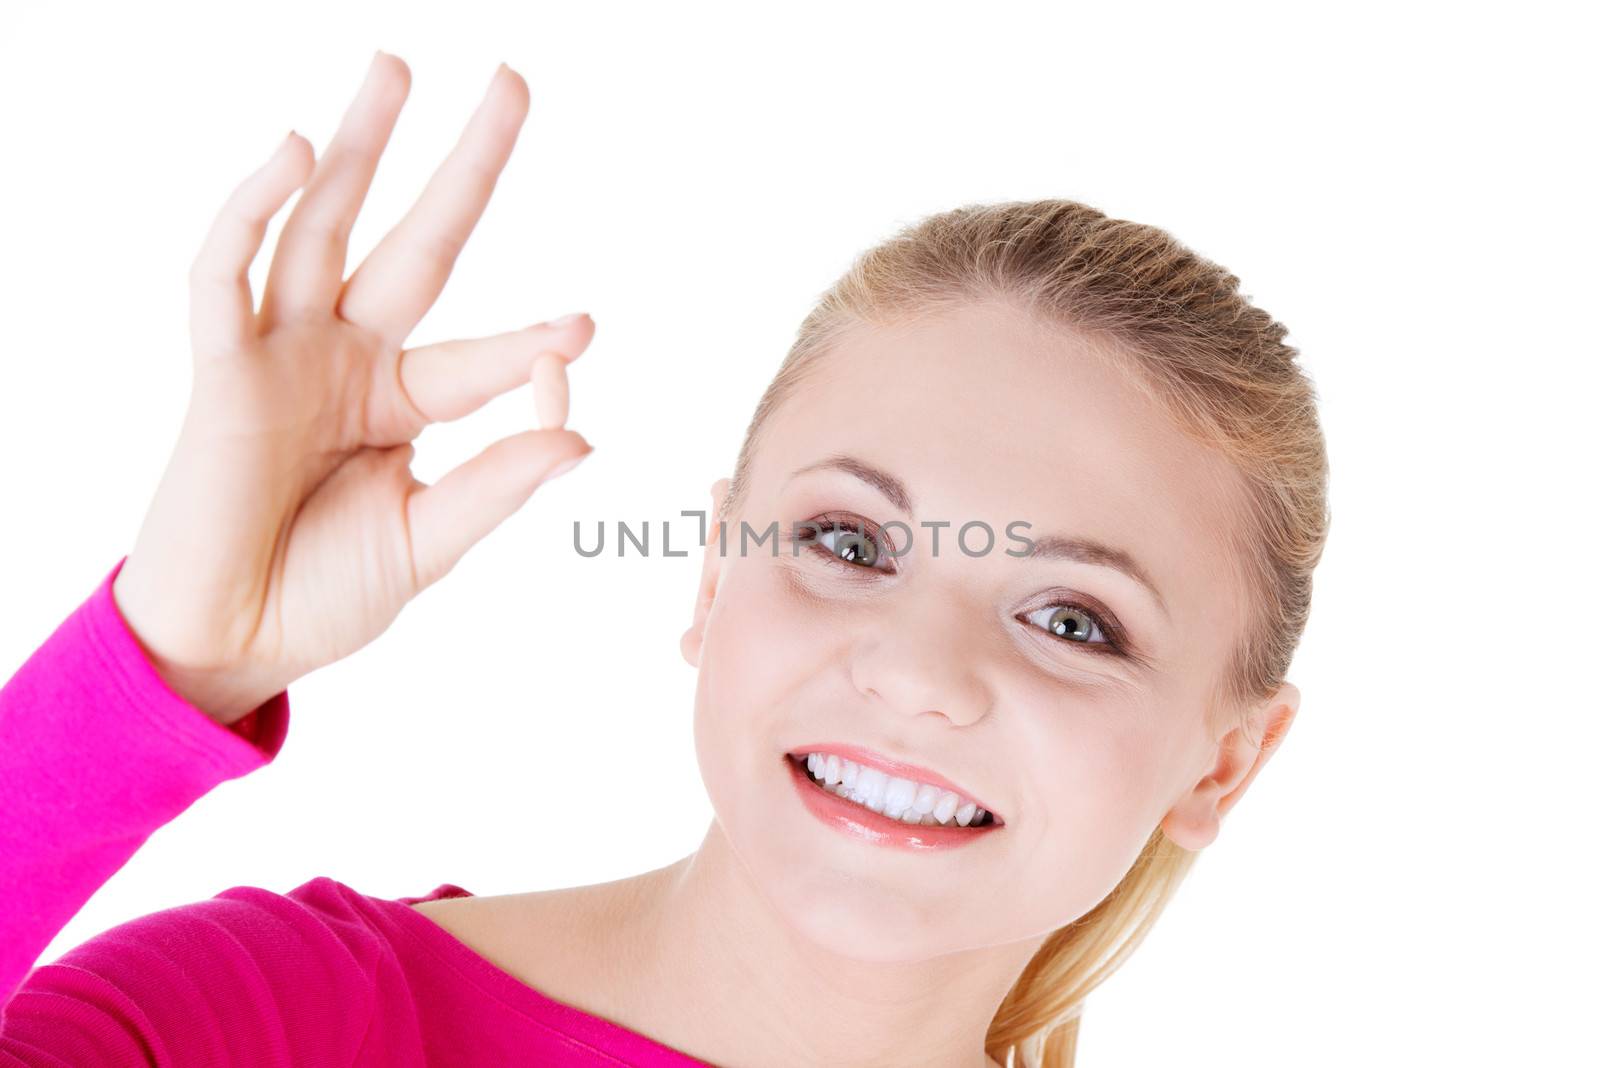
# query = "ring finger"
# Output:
<box><xmin>257</xmin><ymin>51</ymin><xmax>411</xmax><ymax>331</ymax></box>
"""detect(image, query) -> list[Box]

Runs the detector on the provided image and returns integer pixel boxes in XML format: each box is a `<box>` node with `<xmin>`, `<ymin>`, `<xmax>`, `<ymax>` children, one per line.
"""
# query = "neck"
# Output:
<box><xmin>599</xmin><ymin>817</ymin><xmax>1041</xmax><ymax>1068</ymax></box>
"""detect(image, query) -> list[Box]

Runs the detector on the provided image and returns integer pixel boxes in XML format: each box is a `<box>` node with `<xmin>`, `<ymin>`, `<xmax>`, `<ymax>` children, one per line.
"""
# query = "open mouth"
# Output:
<box><xmin>784</xmin><ymin>751</ymin><xmax>1002</xmax><ymax>829</ymax></box>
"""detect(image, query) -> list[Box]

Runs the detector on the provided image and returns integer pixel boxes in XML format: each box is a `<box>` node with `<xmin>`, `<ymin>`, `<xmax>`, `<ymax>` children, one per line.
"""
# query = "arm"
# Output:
<box><xmin>0</xmin><ymin>566</ymin><xmax>389</xmax><ymax>1067</ymax></box>
<box><xmin>0</xmin><ymin>556</ymin><xmax>289</xmax><ymax>1000</ymax></box>
<box><xmin>1</xmin><ymin>49</ymin><xmax>595</xmax><ymax>1064</ymax></box>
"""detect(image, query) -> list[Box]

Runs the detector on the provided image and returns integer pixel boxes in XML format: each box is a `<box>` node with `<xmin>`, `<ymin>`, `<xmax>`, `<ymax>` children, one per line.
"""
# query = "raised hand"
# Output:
<box><xmin>112</xmin><ymin>52</ymin><xmax>593</xmax><ymax>725</ymax></box>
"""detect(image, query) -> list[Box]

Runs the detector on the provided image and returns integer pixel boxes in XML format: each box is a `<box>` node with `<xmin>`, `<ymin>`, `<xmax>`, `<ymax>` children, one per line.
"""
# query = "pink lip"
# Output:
<box><xmin>785</xmin><ymin>742</ymin><xmax>1004</xmax><ymax>826</ymax></box>
<box><xmin>784</xmin><ymin>755</ymin><xmax>1001</xmax><ymax>851</ymax></box>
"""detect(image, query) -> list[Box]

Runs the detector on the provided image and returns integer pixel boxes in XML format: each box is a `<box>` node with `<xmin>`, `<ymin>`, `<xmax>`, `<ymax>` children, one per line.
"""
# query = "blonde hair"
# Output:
<box><xmin>717</xmin><ymin>199</ymin><xmax>1330</xmax><ymax>1065</ymax></box>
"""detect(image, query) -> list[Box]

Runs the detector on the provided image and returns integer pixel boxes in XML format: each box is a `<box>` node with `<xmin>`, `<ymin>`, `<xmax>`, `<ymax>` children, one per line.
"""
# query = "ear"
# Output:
<box><xmin>680</xmin><ymin>477</ymin><xmax>731</xmax><ymax>669</ymax></box>
<box><xmin>1160</xmin><ymin>681</ymin><xmax>1300</xmax><ymax>850</ymax></box>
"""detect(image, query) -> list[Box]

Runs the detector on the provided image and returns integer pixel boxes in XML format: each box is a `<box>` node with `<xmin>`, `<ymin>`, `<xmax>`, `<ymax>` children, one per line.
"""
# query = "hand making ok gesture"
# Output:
<box><xmin>112</xmin><ymin>52</ymin><xmax>593</xmax><ymax>725</ymax></box>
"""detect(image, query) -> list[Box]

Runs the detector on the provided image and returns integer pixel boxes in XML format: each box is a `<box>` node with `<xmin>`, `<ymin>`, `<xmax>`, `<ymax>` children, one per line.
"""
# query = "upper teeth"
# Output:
<box><xmin>803</xmin><ymin>752</ymin><xmax>990</xmax><ymax>827</ymax></box>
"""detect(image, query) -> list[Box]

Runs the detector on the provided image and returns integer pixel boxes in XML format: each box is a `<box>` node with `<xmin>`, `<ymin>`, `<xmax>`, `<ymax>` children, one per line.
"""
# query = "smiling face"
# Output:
<box><xmin>682</xmin><ymin>299</ymin><xmax>1263</xmax><ymax>961</ymax></box>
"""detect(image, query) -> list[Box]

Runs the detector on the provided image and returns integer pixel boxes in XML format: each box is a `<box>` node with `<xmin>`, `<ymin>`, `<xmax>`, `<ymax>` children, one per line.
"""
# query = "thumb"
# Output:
<box><xmin>406</xmin><ymin>428</ymin><xmax>592</xmax><ymax>590</ymax></box>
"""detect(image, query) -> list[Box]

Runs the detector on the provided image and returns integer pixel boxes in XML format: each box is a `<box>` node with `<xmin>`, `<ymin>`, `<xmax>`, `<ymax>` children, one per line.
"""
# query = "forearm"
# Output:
<box><xmin>0</xmin><ymin>557</ymin><xmax>288</xmax><ymax>998</ymax></box>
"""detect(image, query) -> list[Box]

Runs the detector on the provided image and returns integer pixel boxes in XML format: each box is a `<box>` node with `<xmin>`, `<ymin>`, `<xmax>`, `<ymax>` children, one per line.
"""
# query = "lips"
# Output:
<box><xmin>783</xmin><ymin>752</ymin><xmax>1002</xmax><ymax>850</ymax></box>
<box><xmin>784</xmin><ymin>742</ymin><xmax>1004</xmax><ymax>826</ymax></box>
<box><xmin>786</xmin><ymin>754</ymin><xmax>988</xmax><ymax>827</ymax></box>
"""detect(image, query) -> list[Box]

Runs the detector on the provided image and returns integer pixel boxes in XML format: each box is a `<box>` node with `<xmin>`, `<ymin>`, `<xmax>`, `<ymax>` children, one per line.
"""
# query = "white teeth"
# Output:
<box><xmin>858</xmin><ymin>767</ymin><xmax>888</xmax><ymax>812</ymax></box>
<box><xmin>883</xmin><ymin>777</ymin><xmax>917</xmax><ymax>819</ymax></box>
<box><xmin>798</xmin><ymin>752</ymin><xmax>992</xmax><ymax>828</ymax></box>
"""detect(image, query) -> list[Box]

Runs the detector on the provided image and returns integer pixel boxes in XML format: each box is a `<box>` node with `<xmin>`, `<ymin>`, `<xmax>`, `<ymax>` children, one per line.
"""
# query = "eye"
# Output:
<box><xmin>787</xmin><ymin>518</ymin><xmax>1132</xmax><ymax>659</ymax></box>
<box><xmin>1020</xmin><ymin>602</ymin><xmax>1117</xmax><ymax>651</ymax></box>
<box><xmin>793</xmin><ymin>516</ymin><xmax>896</xmax><ymax>573</ymax></box>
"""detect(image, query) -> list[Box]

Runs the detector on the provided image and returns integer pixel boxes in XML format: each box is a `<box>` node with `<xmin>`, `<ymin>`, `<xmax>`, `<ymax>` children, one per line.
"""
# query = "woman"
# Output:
<box><xmin>0</xmin><ymin>50</ymin><xmax>1329</xmax><ymax>1067</ymax></box>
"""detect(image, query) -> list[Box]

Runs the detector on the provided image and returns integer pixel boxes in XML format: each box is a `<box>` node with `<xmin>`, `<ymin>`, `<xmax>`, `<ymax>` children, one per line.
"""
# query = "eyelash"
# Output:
<box><xmin>780</xmin><ymin>514</ymin><xmax>1132</xmax><ymax>658</ymax></box>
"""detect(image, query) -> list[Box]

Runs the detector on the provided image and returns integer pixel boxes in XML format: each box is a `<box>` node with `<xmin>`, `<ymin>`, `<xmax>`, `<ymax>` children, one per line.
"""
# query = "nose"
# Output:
<box><xmin>847</xmin><ymin>586</ymin><xmax>996</xmax><ymax>728</ymax></box>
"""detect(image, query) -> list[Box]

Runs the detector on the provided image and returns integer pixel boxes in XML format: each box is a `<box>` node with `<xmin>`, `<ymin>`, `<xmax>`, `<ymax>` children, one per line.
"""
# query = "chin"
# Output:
<box><xmin>748</xmin><ymin>845</ymin><xmax>1005</xmax><ymax>962</ymax></box>
<box><xmin>767</xmin><ymin>876</ymin><xmax>946</xmax><ymax>961</ymax></box>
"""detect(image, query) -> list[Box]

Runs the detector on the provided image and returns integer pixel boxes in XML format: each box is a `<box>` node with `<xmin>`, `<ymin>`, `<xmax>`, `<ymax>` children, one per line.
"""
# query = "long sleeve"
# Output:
<box><xmin>0</xmin><ymin>559</ymin><xmax>715</xmax><ymax>1067</ymax></box>
<box><xmin>0</xmin><ymin>556</ymin><xmax>290</xmax><ymax>998</ymax></box>
<box><xmin>0</xmin><ymin>561</ymin><xmax>404</xmax><ymax>1067</ymax></box>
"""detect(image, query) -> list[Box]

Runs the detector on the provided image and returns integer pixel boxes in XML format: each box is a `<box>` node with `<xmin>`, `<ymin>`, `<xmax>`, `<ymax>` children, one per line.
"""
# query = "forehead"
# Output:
<box><xmin>749</xmin><ymin>301</ymin><xmax>1248</xmax><ymax>625</ymax></box>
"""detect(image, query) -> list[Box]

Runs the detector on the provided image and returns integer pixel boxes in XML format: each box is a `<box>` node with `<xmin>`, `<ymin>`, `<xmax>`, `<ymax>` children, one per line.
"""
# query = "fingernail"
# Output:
<box><xmin>546</xmin><ymin>448</ymin><xmax>592</xmax><ymax>480</ymax></box>
<box><xmin>544</xmin><ymin>312</ymin><xmax>587</xmax><ymax>328</ymax></box>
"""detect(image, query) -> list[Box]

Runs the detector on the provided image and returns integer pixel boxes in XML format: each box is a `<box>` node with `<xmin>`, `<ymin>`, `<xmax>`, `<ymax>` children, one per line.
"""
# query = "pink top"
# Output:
<box><xmin>0</xmin><ymin>557</ymin><xmax>714</xmax><ymax>1067</ymax></box>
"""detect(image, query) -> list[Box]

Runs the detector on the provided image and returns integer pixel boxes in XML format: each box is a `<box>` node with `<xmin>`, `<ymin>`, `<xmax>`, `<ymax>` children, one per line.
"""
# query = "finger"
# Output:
<box><xmin>258</xmin><ymin>51</ymin><xmax>411</xmax><ymax>331</ymax></box>
<box><xmin>338</xmin><ymin>63</ymin><xmax>531</xmax><ymax>349</ymax></box>
<box><xmin>405</xmin><ymin>428</ymin><xmax>592</xmax><ymax>590</ymax></box>
<box><xmin>531</xmin><ymin>352</ymin><xmax>569</xmax><ymax>429</ymax></box>
<box><xmin>385</xmin><ymin>314</ymin><xmax>594</xmax><ymax>439</ymax></box>
<box><xmin>188</xmin><ymin>131</ymin><xmax>315</xmax><ymax>358</ymax></box>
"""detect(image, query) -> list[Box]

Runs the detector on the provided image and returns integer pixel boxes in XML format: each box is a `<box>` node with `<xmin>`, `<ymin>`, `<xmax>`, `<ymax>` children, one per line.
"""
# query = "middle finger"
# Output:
<box><xmin>337</xmin><ymin>62</ymin><xmax>531</xmax><ymax>350</ymax></box>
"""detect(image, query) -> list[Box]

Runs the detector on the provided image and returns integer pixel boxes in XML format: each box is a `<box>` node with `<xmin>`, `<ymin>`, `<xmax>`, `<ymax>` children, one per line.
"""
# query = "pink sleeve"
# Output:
<box><xmin>0</xmin><ymin>556</ymin><xmax>289</xmax><ymax>999</ymax></box>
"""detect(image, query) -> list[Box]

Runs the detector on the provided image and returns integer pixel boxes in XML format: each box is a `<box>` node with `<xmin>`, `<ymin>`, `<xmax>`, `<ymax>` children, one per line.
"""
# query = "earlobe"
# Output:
<box><xmin>680</xmin><ymin>577</ymin><xmax>717</xmax><ymax>668</ymax></box>
<box><xmin>681</xmin><ymin>477</ymin><xmax>732</xmax><ymax>669</ymax></box>
<box><xmin>1159</xmin><ymin>682</ymin><xmax>1301</xmax><ymax>851</ymax></box>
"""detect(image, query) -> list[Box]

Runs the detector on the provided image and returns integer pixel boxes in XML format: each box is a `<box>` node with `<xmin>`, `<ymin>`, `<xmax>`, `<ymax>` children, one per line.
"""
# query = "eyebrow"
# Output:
<box><xmin>784</xmin><ymin>453</ymin><xmax>1169</xmax><ymax>617</ymax></box>
<box><xmin>787</xmin><ymin>454</ymin><xmax>915</xmax><ymax>514</ymax></box>
<box><xmin>1023</xmin><ymin>534</ymin><xmax>1168</xmax><ymax>618</ymax></box>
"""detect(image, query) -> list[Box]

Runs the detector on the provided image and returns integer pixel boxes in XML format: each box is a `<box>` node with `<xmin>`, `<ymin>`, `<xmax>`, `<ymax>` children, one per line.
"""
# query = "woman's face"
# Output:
<box><xmin>683</xmin><ymin>300</ymin><xmax>1281</xmax><ymax>961</ymax></box>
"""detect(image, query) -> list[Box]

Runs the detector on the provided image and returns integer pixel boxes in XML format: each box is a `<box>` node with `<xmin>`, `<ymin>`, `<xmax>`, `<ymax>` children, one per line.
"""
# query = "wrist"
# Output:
<box><xmin>142</xmin><ymin>656</ymin><xmax>283</xmax><ymax>727</ymax></box>
<box><xmin>111</xmin><ymin>569</ymin><xmax>282</xmax><ymax>726</ymax></box>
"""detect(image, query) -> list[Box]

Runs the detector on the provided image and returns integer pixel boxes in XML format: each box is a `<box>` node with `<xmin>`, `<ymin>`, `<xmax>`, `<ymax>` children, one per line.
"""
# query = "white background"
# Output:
<box><xmin>2</xmin><ymin>2</ymin><xmax>1594</xmax><ymax>1064</ymax></box>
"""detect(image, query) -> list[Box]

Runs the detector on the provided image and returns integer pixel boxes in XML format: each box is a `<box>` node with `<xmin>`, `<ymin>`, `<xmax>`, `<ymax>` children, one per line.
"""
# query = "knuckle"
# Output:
<box><xmin>315</xmin><ymin>215</ymin><xmax>356</xmax><ymax>250</ymax></box>
<box><xmin>462</xmin><ymin>157</ymin><xmax>498</xmax><ymax>201</ymax></box>
<box><xmin>415</xmin><ymin>228</ymin><xmax>467</xmax><ymax>273</ymax></box>
<box><xmin>187</xmin><ymin>252</ymin><xmax>216</xmax><ymax>286</ymax></box>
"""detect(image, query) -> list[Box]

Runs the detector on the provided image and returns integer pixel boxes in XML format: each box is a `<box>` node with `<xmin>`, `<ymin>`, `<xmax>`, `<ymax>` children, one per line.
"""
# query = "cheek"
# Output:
<box><xmin>691</xmin><ymin>559</ymin><xmax>839</xmax><ymax>803</ymax></box>
<box><xmin>700</xmin><ymin>557</ymin><xmax>837</xmax><ymax>712</ymax></box>
<box><xmin>1003</xmin><ymin>692</ymin><xmax>1178</xmax><ymax>922</ymax></box>
<box><xmin>1058</xmin><ymin>730</ymin><xmax>1166</xmax><ymax>852</ymax></box>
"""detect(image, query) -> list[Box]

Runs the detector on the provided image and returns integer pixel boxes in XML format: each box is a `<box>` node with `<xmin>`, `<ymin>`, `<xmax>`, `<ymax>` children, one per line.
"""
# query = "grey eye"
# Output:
<box><xmin>815</xmin><ymin>523</ymin><xmax>884</xmax><ymax>569</ymax></box>
<box><xmin>1023</xmin><ymin>604</ymin><xmax>1108</xmax><ymax>645</ymax></box>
